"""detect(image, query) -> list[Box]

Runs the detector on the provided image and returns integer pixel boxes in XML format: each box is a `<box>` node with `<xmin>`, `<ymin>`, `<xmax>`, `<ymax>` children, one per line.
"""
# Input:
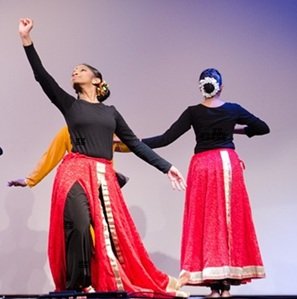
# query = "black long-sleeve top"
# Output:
<box><xmin>142</xmin><ymin>103</ymin><xmax>270</xmax><ymax>153</ymax></box>
<box><xmin>24</xmin><ymin>44</ymin><xmax>171</xmax><ymax>173</ymax></box>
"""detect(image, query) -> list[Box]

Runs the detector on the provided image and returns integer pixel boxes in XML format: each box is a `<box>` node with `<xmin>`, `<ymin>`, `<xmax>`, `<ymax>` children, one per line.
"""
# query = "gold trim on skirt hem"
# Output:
<box><xmin>179</xmin><ymin>266</ymin><xmax>265</xmax><ymax>285</ymax></box>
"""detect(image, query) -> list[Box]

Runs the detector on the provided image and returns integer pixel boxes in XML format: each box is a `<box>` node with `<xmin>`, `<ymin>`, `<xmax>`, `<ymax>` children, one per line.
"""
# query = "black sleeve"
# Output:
<box><xmin>142</xmin><ymin>108</ymin><xmax>192</xmax><ymax>148</ymax></box>
<box><xmin>113</xmin><ymin>107</ymin><xmax>172</xmax><ymax>173</ymax></box>
<box><xmin>24</xmin><ymin>44</ymin><xmax>75</xmax><ymax>114</ymax></box>
<box><xmin>236</xmin><ymin>104</ymin><xmax>270</xmax><ymax>137</ymax></box>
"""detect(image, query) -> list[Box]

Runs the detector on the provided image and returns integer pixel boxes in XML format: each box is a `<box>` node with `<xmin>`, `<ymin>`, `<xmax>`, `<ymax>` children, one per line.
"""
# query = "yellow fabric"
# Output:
<box><xmin>113</xmin><ymin>141</ymin><xmax>130</xmax><ymax>153</ymax></box>
<box><xmin>26</xmin><ymin>126</ymin><xmax>71</xmax><ymax>187</ymax></box>
<box><xmin>90</xmin><ymin>225</ymin><xmax>95</xmax><ymax>246</ymax></box>
<box><xmin>26</xmin><ymin>126</ymin><xmax>129</xmax><ymax>246</ymax></box>
<box><xmin>26</xmin><ymin>126</ymin><xmax>129</xmax><ymax>187</ymax></box>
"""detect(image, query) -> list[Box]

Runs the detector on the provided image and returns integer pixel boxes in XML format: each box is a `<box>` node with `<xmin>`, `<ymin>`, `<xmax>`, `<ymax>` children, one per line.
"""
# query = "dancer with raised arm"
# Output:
<box><xmin>18</xmin><ymin>18</ymin><xmax>186</xmax><ymax>296</ymax></box>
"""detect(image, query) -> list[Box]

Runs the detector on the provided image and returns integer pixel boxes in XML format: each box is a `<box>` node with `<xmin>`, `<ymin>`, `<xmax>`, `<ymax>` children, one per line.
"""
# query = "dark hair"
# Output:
<box><xmin>73</xmin><ymin>64</ymin><xmax>110</xmax><ymax>102</ymax></box>
<box><xmin>199</xmin><ymin>68</ymin><xmax>222</xmax><ymax>98</ymax></box>
<box><xmin>203</xmin><ymin>82</ymin><xmax>215</xmax><ymax>94</ymax></box>
<box><xmin>199</xmin><ymin>68</ymin><xmax>222</xmax><ymax>85</ymax></box>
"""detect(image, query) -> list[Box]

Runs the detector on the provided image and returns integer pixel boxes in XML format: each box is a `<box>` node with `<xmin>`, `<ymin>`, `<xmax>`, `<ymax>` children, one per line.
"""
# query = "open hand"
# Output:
<box><xmin>167</xmin><ymin>166</ymin><xmax>187</xmax><ymax>191</ymax></box>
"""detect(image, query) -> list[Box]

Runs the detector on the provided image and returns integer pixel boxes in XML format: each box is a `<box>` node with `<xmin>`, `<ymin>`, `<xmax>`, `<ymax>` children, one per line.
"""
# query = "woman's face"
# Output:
<box><xmin>71</xmin><ymin>64</ymin><xmax>100</xmax><ymax>85</ymax></box>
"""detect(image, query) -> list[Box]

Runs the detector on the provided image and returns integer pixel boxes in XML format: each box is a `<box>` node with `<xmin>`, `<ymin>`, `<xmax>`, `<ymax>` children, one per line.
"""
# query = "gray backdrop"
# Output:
<box><xmin>0</xmin><ymin>0</ymin><xmax>296</xmax><ymax>296</ymax></box>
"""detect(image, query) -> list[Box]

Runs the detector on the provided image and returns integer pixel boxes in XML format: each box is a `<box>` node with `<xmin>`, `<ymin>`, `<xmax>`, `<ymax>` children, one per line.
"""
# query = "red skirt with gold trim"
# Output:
<box><xmin>180</xmin><ymin>149</ymin><xmax>265</xmax><ymax>286</ymax></box>
<box><xmin>48</xmin><ymin>153</ymin><xmax>181</xmax><ymax>296</ymax></box>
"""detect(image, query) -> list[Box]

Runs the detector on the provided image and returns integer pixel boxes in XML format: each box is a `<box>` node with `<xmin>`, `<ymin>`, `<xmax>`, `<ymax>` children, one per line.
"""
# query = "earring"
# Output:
<box><xmin>92</xmin><ymin>79</ymin><xmax>99</xmax><ymax>85</ymax></box>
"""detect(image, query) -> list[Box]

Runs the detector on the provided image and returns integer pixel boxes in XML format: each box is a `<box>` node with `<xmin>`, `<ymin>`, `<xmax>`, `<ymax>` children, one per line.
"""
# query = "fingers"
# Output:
<box><xmin>178</xmin><ymin>178</ymin><xmax>187</xmax><ymax>190</ymax></box>
<box><xmin>19</xmin><ymin>18</ymin><xmax>33</xmax><ymax>25</ymax></box>
<box><xmin>167</xmin><ymin>167</ymin><xmax>187</xmax><ymax>191</ymax></box>
<box><xmin>174</xmin><ymin>172</ymin><xmax>187</xmax><ymax>190</ymax></box>
<box><xmin>7</xmin><ymin>179</ymin><xmax>27</xmax><ymax>187</ymax></box>
<box><xmin>172</xmin><ymin>177</ymin><xmax>186</xmax><ymax>191</ymax></box>
<box><xmin>170</xmin><ymin>177</ymin><xmax>182</xmax><ymax>191</ymax></box>
<box><xmin>7</xmin><ymin>181</ymin><xmax>19</xmax><ymax>187</ymax></box>
<box><xmin>170</xmin><ymin>180</ymin><xmax>177</xmax><ymax>191</ymax></box>
<box><xmin>19</xmin><ymin>17</ymin><xmax>34</xmax><ymax>32</ymax></box>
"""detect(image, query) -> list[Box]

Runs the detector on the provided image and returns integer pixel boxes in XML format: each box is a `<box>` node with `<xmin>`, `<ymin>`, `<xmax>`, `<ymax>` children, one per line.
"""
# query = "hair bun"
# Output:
<box><xmin>203</xmin><ymin>83</ymin><xmax>215</xmax><ymax>94</ymax></box>
<box><xmin>96</xmin><ymin>81</ymin><xmax>110</xmax><ymax>102</ymax></box>
<box><xmin>199</xmin><ymin>77</ymin><xmax>220</xmax><ymax>98</ymax></box>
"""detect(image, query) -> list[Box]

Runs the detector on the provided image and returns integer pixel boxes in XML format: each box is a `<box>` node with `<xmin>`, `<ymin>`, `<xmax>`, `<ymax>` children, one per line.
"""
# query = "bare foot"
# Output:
<box><xmin>221</xmin><ymin>290</ymin><xmax>231</xmax><ymax>297</ymax></box>
<box><xmin>82</xmin><ymin>285</ymin><xmax>95</xmax><ymax>293</ymax></box>
<box><xmin>176</xmin><ymin>271</ymin><xmax>190</xmax><ymax>288</ymax></box>
<box><xmin>206</xmin><ymin>290</ymin><xmax>220</xmax><ymax>298</ymax></box>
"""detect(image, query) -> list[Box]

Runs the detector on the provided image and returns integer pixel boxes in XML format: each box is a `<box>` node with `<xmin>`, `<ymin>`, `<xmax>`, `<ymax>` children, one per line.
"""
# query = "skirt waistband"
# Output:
<box><xmin>64</xmin><ymin>152</ymin><xmax>112</xmax><ymax>165</ymax></box>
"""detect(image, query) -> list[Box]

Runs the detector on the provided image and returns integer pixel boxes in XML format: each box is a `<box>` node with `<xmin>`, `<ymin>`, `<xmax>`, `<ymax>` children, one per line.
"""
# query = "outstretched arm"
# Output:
<box><xmin>114</xmin><ymin>108</ymin><xmax>186</xmax><ymax>191</ymax></box>
<box><xmin>142</xmin><ymin>108</ymin><xmax>192</xmax><ymax>149</ymax></box>
<box><xmin>18</xmin><ymin>18</ymin><xmax>75</xmax><ymax>114</ymax></box>
<box><xmin>112</xmin><ymin>136</ymin><xmax>185</xmax><ymax>189</ymax></box>
<box><xmin>8</xmin><ymin>126</ymin><xmax>71</xmax><ymax>188</ymax></box>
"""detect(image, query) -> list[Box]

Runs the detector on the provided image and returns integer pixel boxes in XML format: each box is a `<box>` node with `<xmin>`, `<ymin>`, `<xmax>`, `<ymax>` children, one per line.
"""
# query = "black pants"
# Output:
<box><xmin>210</xmin><ymin>279</ymin><xmax>231</xmax><ymax>292</ymax></box>
<box><xmin>63</xmin><ymin>181</ymin><xmax>117</xmax><ymax>291</ymax></box>
<box><xmin>64</xmin><ymin>182</ymin><xmax>92</xmax><ymax>291</ymax></box>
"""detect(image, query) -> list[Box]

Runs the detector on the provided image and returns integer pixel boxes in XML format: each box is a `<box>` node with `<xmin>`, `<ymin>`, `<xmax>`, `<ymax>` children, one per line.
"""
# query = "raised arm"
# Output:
<box><xmin>18</xmin><ymin>18</ymin><xmax>75</xmax><ymax>114</ymax></box>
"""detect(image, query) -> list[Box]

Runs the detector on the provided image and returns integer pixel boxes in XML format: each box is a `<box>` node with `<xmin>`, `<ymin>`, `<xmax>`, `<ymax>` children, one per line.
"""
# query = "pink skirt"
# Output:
<box><xmin>180</xmin><ymin>149</ymin><xmax>265</xmax><ymax>286</ymax></box>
